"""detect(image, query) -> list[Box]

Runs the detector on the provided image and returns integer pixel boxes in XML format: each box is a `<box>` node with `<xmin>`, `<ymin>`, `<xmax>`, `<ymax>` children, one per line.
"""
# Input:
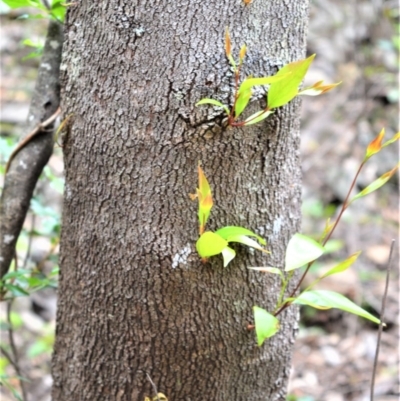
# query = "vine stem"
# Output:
<box><xmin>274</xmin><ymin>160</ymin><xmax>366</xmax><ymax>316</ymax></box>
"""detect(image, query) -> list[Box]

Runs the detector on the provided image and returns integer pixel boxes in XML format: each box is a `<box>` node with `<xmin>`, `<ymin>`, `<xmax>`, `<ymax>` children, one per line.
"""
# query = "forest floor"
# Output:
<box><xmin>0</xmin><ymin>1</ymin><xmax>399</xmax><ymax>401</ymax></box>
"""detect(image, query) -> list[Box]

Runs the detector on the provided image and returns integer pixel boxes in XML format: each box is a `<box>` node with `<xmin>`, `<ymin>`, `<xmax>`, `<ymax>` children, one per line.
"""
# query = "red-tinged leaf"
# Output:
<box><xmin>243</xmin><ymin>110</ymin><xmax>273</xmax><ymax>126</ymax></box>
<box><xmin>351</xmin><ymin>163</ymin><xmax>400</xmax><ymax>202</ymax></box>
<box><xmin>225</xmin><ymin>28</ymin><xmax>236</xmax><ymax>69</ymax></box>
<box><xmin>239</xmin><ymin>44</ymin><xmax>247</xmax><ymax>64</ymax></box>
<box><xmin>196</xmin><ymin>165</ymin><xmax>213</xmax><ymax>234</ymax></box>
<box><xmin>365</xmin><ymin>128</ymin><xmax>385</xmax><ymax>160</ymax></box>
<box><xmin>201</xmin><ymin>192</ymin><xmax>213</xmax><ymax>208</ymax></box>
<box><xmin>225</xmin><ymin>28</ymin><xmax>232</xmax><ymax>57</ymax></box>
<box><xmin>268</xmin><ymin>54</ymin><xmax>315</xmax><ymax>109</ymax></box>
<box><xmin>298</xmin><ymin>80</ymin><xmax>341</xmax><ymax>96</ymax></box>
<box><xmin>234</xmin><ymin>89</ymin><xmax>252</xmax><ymax>118</ymax></box>
<box><xmin>198</xmin><ymin>166</ymin><xmax>211</xmax><ymax>200</ymax></box>
<box><xmin>253</xmin><ymin>306</ymin><xmax>280</xmax><ymax>346</ymax></box>
<box><xmin>382</xmin><ymin>131</ymin><xmax>400</xmax><ymax>148</ymax></box>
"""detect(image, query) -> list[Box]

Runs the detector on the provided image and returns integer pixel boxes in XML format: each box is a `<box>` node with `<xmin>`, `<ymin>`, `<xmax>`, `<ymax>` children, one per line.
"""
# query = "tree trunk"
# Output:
<box><xmin>52</xmin><ymin>1</ymin><xmax>309</xmax><ymax>400</ymax></box>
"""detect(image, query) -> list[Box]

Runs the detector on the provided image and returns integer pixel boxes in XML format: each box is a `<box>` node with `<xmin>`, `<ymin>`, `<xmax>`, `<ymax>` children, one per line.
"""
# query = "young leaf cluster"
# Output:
<box><xmin>251</xmin><ymin>128</ymin><xmax>399</xmax><ymax>346</ymax></box>
<box><xmin>190</xmin><ymin>126</ymin><xmax>398</xmax><ymax>347</ymax></box>
<box><xmin>190</xmin><ymin>165</ymin><xmax>269</xmax><ymax>267</ymax></box>
<box><xmin>196</xmin><ymin>29</ymin><xmax>340</xmax><ymax>128</ymax></box>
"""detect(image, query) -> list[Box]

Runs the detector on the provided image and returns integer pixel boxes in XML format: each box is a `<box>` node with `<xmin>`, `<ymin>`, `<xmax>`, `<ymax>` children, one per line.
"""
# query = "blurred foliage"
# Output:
<box><xmin>1</xmin><ymin>121</ymin><xmax>62</xmax><ymax>401</ymax></box>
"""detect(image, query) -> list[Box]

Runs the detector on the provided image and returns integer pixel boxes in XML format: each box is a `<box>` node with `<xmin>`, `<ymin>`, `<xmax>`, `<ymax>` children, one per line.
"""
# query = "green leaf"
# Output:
<box><xmin>234</xmin><ymin>89</ymin><xmax>252</xmax><ymax>118</ymax></box>
<box><xmin>247</xmin><ymin>266</ymin><xmax>284</xmax><ymax>279</ymax></box>
<box><xmin>27</xmin><ymin>341</ymin><xmax>49</xmax><ymax>357</ymax></box>
<box><xmin>22</xmin><ymin>39</ymin><xmax>43</xmax><ymax>48</ymax></box>
<box><xmin>2</xmin><ymin>0</ymin><xmax>37</xmax><ymax>8</ymax></box>
<box><xmin>196</xmin><ymin>98</ymin><xmax>230</xmax><ymax>115</ymax></box>
<box><xmin>22</xmin><ymin>50</ymin><xmax>43</xmax><ymax>60</ymax></box>
<box><xmin>221</xmin><ymin>246</ymin><xmax>236</xmax><ymax>267</ymax></box>
<box><xmin>237</xmin><ymin>73</ymin><xmax>291</xmax><ymax>96</ymax></box>
<box><xmin>196</xmin><ymin>231</ymin><xmax>228</xmax><ymax>258</ymax></box>
<box><xmin>9</xmin><ymin>312</ymin><xmax>23</xmax><ymax>328</ymax></box>
<box><xmin>268</xmin><ymin>54</ymin><xmax>315</xmax><ymax>109</ymax></box>
<box><xmin>243</xmin><ymin>110</ymin><xmax>273</xmax><ymax>126</ymax></box>
<box><xmin>253</xmin><ymin>306</ymin><xmax>280</xmax><ymax>346</ymax></box>
<box><xmin>382</xmin><ymin>131</ymin><xmax>400</xmax><ymax>148</ymax></box>
<box><xmin>304</xmin><ymin>252</ymin><xmax>361</xmax><ymax>291</ymax></box>
<box><xmin>4</xmin><ymin>284</ymin><xmax>29</xmax><ymax>297</ymax></box>
<box><xmin>2</xmin><ymin>269</ymin><xmax>31</xmax><ymax>280</ymax></box>
<box><xmin>0</xmin><ymin>357</ymin><xmax>9</xmax><ymax>371</ymax></box>
<box><xmin>50</xmin><ymin>0</ymin><xmax>66</xmax><ymax>21</ymax></box>
<box><xmin>25</xmin><ymin>276</ymin><xmax>46</xmax><ymax>288</ymax></box>
<box><xmin>227</xmin><ymin>235</ymin><xmax>269</xmax><ymax>253</ymax></box>
<box><xmin>320</xmin><ymin>251</ymin><xmax>361</xmax><ymax>279</ymax></box>
<box><xmin>215</xmin><ymin>226</ymin><xmax>266</xmax><ymax>245</ymax></box>
<box><xmin>292</xmin><ymin>290</ymin><xmax>381</xmax><ymax>325</ymax></box>
<box><xmin>285</xmin><ymin>233</ymin><xmax>324</xmax><ymax>271</ymax></box>
<box><xmin>323</xmin><ymin>239</ymin><xmax>344</xmax><ymax>254</ymax></box>
<box><xmin>350</xmin><ymin>163</ymin><xmax>400</xmax><ymax>202</ymax></box>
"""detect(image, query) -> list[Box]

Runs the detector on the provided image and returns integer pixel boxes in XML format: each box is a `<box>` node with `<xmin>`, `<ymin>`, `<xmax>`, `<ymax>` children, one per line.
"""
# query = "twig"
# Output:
<box><xmin>0</xmin><ymin>345</ymin><xmax>18</xmax><ymax>371</ymax></box>
<box><xmin>145</xmin><ymin>372</ymin><xmax>161</xmax><ymax>401</ymax></box>
<box><xmin>6</xmin><ymin>300</ymin><xmax>28</xmax><ymax>401</ymax></box>
<box><xmin>274</xmin><ymin>161</ymin><xmax>366</xmax><ymax>316</ymax></box>
<box><xmin>370</xmin><ymin>239</ymin><xmax>395</xmax><ymax>401</ymax></box>
<box><xmin>5</xmin><ymin>107</ymin><xmax>61</xmax><ymax>173</ymax></box>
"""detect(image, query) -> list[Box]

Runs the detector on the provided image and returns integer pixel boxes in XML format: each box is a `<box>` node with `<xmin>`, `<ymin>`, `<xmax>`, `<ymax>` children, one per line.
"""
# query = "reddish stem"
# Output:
<box><xmin>274</xmin><ymin>161</ymin><xmax>366</xmax><ymax>317</ymax></box>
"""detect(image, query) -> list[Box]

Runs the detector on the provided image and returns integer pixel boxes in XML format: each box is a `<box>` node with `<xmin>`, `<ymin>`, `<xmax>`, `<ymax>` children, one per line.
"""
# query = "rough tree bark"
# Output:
<box><xmin>52</xmin><ymin>1</ymin><xmax>309</xmax><ymax>400</ymax></box>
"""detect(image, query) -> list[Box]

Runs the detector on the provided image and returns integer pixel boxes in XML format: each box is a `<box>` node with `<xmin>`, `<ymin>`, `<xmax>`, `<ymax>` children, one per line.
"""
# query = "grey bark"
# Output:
<box><xmin>0</xmin><ymin>20</ymin><xmax>63</xmax><ymax>278</ymax></box>
<box><xmin>52</xmin><ymin>1</ymin><xmax>308</xmax><ymax>400</ymax></box>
